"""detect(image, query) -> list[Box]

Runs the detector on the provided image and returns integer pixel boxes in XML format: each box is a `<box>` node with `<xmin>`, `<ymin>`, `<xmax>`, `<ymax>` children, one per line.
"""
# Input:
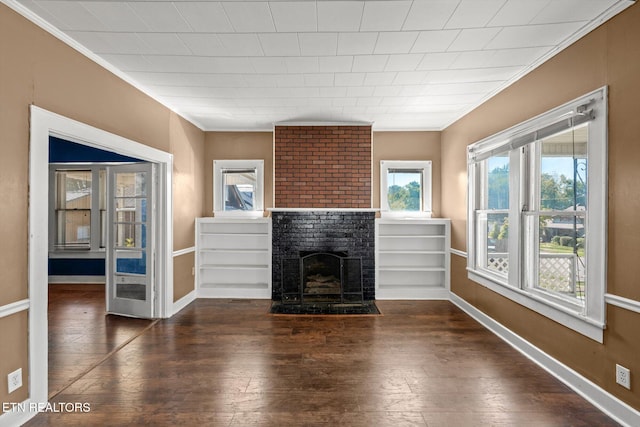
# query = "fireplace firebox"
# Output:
<box><xmin>281</xmin><ymin>251</ymin><xmax>363</xmax><ymax>305</ymax></box>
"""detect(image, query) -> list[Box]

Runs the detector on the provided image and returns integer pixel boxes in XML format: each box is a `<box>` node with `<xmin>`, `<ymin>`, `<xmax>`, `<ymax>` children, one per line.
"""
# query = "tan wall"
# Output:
<box><xmin>441</xmin><ymin>3</ymin><xmax>640</xmax><ymax>410</ymax></box>
<box><xmin>203</xmin><ymin>131</ymin><xmax>273</xmax><ymax>215</ymax></box>
<box><xmin>373</xmin><ymin>131</ymin><xmax>442</xmax><ymax>217</ymax></box>
<box><xmin>0</xmin><ymin>4</ymin><xmax>204</xmax><ymax>406</ymax></box>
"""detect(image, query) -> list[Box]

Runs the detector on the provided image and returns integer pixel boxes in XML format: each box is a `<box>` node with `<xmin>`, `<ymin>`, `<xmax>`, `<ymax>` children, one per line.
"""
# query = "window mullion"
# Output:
<box><xmin>507</xmin><ymin>148</ymin><xmax>522</xmax><ymax>288</ymax></box>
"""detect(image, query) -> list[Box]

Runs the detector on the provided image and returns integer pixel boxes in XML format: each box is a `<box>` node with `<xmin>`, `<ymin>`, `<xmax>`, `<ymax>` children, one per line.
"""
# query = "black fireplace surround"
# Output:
<box><xmin>271</xmin><ymin>211</ymin><xmax>376</xmax><ymax>302</ymax></box>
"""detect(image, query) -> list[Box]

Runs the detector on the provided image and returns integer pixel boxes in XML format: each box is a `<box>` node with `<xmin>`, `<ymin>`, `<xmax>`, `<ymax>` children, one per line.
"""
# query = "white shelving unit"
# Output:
<box><xmin>196</xmin><ymin>217</ymin><xmax>271</xmax><ymax>299</ymax></box>
<box><xmin>375</xmin><ymin>218</ymin><xmax>450</xmax><ymax>299</ymax></box>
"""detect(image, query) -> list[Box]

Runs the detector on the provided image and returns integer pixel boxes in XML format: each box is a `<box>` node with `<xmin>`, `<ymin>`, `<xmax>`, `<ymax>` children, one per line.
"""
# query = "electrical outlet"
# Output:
<box><xmin>191</xmin><ymin>266</ymin><xmax>195</xmax><ymax>276</ymax></box>
<box><xmin>616</xmin><ymin>364</ymin><xmax>631</xmax><ymax>390</ymax></box>
<box><xmin>7</xmin><ymin>368</ymin><xmax>22</xmax><ymax>394</ymax></box>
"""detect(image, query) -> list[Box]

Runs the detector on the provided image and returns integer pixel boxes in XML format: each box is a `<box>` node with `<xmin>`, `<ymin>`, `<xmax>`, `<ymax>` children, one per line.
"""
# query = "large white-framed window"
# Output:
<box><xmin>467</xmin><ymin>87</ymin><xmax>607</xmax><ymax>342</ymax></box>
<box><xmin>380</xmin><ymin>160</ymin><xmax>432</xmax><ymax>218</ymax></box>
<box><xmin>213</xmin><ymin>160</ymin><xmax>264</xmax><ymax>217</ymax></box>
<box><xmin>48</xmin><ymin>164</ymin><xmax>107</xmax><ymax>254</ymax></box>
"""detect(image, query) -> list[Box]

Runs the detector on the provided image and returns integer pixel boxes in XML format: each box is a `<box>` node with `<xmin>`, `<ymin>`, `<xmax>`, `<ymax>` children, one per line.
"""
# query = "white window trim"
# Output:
<box><xmin>213</xmin><ymin>159</ymin><xmax>264</xmax><ymax>218</ymax></box>
<box><xmin>380</xmin><ymin>160</ymin><xmax>432</xmax><ymax>218</ymax></box>
<box><xmin>467</xmin><ymin>87</ymin><xmax>608</xmax><ymax>343</ymax></box>
<box><xmin>48</xmin><ymin>164</ymin><xmax>107</xmax><ymax>257</ymax></box>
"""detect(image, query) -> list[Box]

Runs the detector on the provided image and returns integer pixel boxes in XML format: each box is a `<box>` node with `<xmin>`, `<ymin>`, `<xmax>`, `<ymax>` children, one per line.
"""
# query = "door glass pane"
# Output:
<box><xmin>116</xmin><ymin>249</ymin><xmax>146</xmax><ymax>275</ymax></box>
<box><xmin>386</xmin><ymin>168</ymin><xmax>422</xmax><ymax>211</ymax></box>
<box><xmin>223</xmin><ymin>169</ymin><xmax>256</xmax><ymax>211</ymax></box>
<box><xmin>115</xmin><ymin>223</ymin><xmax>146</xmax><ymax>249</ymax></box>
<box><xmin>116</xmin><ymin>282</ymin><xmax>146</xmax><ymax>301</ymax></box>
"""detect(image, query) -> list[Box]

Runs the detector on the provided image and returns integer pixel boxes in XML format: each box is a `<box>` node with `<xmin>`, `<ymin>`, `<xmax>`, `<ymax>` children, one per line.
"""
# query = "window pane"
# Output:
<box><xmin>223</xmin><ymin>169</ymin><xmax>256</xmax><ymax>211</ymax></box>
<box><xmin>526</xmin><ymin>213</ymin><xmax>586</xmax><ymax>303</ymax></box>
<box><xmin>387</xmin><ymin>169</ymin><xmax>422</xmax><ymax>211</ymax></box>
<box><xmin>55</xmin><ymin>170</ymin><xmax>92</xmax><ymax>249</ymax></box>
<box><xmin>476</xmin><ymin>211</ymin><xmax>509</xmax><ymax>277</ymax></box>
<box><xmin>487</xmin><ymin>155</ymin><xmax>509</xmax><ymax>210</ymax></box>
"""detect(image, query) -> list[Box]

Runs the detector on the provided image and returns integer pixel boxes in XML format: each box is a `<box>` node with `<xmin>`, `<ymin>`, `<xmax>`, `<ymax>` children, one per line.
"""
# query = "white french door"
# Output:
<box><xmin>106</xmin><ymin>162</ymin><xmax>155</xmax><ymax>318</ymax></box>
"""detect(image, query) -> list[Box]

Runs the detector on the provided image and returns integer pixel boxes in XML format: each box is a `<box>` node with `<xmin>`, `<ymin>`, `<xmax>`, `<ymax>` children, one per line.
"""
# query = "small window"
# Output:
<box><xmin>54</xmin><ymin>170</ymin><xmax>92</xmax><ymax>250</ymax></box>
<box><xmin>214</xmin><ymin>160</ymin><xmax>264</xmax><ymax>217</ymax></box>
<box><xmin>380</xmin><ymin>160</ymin><xmax>432</xmax><ymax>218</ymax></box>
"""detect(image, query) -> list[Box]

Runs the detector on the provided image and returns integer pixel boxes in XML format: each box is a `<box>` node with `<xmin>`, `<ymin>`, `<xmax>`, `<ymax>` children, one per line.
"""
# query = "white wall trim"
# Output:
<box><xmin>0</xmin><ymin>398</ymin><xmax>38</xmax><ymax>427</ymax></box>
<box><xmin>450</xmin><ymin>248</ymin><xmax>467</xmax><ymax>258</ymax></box>
<box><xmin>450</xmin><ymin>292</ymin><xmax>640</xmax><ymax>427</ymax></box>
<box><xmin>605</xmin><ymin>293</ymin><xmax>640</xmax><ymax>315</ymax></box>
<box><xmin>173</xmin><ymin>247</ymin><xmax>195</xmax><ymax>257</ymax></box>
<box><xmin>48</xmin><ymin>276</ymin><xmax>105</xmax><ymax>284</ymax></box>
<box><xmin>173</xmin><ymin>290</ymin><xmax>196</xmax><ymax>314</ymax></box>
<box><xmin>0</xmin><ymin>299</ymin><xmax>30</xmax><ymax>319</ymax></box>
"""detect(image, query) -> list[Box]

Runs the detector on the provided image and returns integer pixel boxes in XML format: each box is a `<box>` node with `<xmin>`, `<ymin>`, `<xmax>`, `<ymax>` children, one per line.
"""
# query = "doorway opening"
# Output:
<box><xmin>29</xmin><ymin>106</ymin><xmax>173</xmax><ymax>406</ymax></box>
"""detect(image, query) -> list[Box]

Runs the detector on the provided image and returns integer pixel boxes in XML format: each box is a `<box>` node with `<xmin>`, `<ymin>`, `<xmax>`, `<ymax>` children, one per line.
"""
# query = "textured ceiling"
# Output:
<box><xmin>7</xmin><ymin>0</ymin><xmax>634</xmax><ymax>130</ymax></box>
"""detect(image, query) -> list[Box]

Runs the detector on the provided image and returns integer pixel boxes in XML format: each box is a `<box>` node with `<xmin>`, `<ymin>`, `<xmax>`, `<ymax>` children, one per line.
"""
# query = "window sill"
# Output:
<box><xmin>49</xmin><ymin>250</ymin><xmax>106</xmax><ymax>259</ymax></box>
<box><xmin>213</xmin><ymin>211</ymin><xmax>265</xmax><ymax>219</ymax></box>
<box><xmin>380</xmin><ymin>211</ymin><xmax>432</xmax><ymax>219</ymax></box>
<box><xmin>467</xmin><ymin>269</ymin><xmax>604</xmax><ymax>343</ymax></box>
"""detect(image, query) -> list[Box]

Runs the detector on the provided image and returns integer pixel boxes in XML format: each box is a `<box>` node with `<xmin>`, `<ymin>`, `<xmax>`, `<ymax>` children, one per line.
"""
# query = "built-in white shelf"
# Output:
<box><xmin>196</xmin><ymin>217</ymin><xmax>272</xmax><ymax>299</ymax></box>
<box><xmin>375</xmin><ymin>218</ymin><xmax>450</xmax><ymax>300</ymax></box>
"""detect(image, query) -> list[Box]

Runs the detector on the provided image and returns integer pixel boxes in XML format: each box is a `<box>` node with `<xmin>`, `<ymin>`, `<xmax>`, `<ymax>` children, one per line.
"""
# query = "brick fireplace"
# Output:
<box><xmin>271</xmin><ymin>124</ymin><xmax>376</xmax><ymax>306</ymax></box>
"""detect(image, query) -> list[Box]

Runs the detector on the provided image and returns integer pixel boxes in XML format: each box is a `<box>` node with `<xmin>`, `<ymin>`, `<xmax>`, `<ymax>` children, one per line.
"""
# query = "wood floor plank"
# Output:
<box><xmin>27</xmin><ymin>292</ymin><xmax>620</xmax><ymax>426</ymax></box>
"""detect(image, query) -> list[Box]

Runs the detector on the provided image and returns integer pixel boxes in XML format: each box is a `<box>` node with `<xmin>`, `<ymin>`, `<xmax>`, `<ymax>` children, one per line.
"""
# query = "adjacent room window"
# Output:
<box><xmin>213</xmin><ymin>160</ymin><xmax>264</xmax><ymax>217</ymax></box>
<box><xmin>50</xmin><ymin>165</ymin><xmax>107</xmax><ymax>252</ymax></box>
<box><xmin>467</xmin><ymin>87</ymin><xmax>607</xmax><ymax>342</ymax></box>
<box><xmin>380</xmin><ymin>160</ymin><xmax>432</xmax><ymax>218</ymax></box>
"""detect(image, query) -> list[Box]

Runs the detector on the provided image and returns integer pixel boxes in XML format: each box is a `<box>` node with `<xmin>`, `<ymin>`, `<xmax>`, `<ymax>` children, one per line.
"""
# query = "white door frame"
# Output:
<box><xmin>28</xmin><ymin>105</ymin><xmax>173</xmax><ymax>406</ymax></box>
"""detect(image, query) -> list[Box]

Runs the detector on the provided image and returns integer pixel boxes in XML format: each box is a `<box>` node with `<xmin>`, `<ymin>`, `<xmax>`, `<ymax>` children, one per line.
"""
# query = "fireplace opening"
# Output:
<box><xmin>280</xmin><ymin>251</ymin><xmax>363</xmax><ymax>306</ymax></box>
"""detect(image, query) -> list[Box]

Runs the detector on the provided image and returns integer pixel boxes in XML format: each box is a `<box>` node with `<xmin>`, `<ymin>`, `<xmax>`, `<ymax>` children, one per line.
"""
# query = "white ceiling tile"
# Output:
<box><xmin>137</xmin><ymin>33</ymin><xmax>191</xmax><ymax>55</ymax></box>
<box><xmin>80</xmin><ymin>3</ymin><xmax>146</xmax><ymax>32</ymax></box>
<box><xmin>357</xmin><ymin>97</ymin><xmax>382</xmax><ymax>107</ymax></box>
<box><xmin>363</xmin><ymin>72</ymin><xmax>397</xmax><ymax>86</ymax></box>
<box><xmin>317</xmin><ymin>1</ymin><xmax>364</xmax><ymax>31</ymax></box>
<box><xmin>128</xmin><ymin>2</ymin><xmax>191</xmax><ymax>32</ymax></box>
<box><xmin>531</xmin><ymin>0</ymin><xmax>615</xmax><ymax>24</ymax></box>
<box><xmin>299</xmin><ymin>33</ymin><xmax>338</xmax><ymax>56</ymax></box>
<box><xmin>243</xmin><ymin>74</ymin><xmax>280</xmax><ymax>88</ymax></box>
<box><xmin>399</xmin><ymin>85</ymin><xmax>428</xmax><ymax>96</ymax></box>
<box><xmin>65</xmin><ymin>31</ymin><xmax>121</xmax><ymax>54</ymax></box>
<box><xmin>444</xmin><ymin>0</ymin><xmax>508</xmax><ymax>29</ymax></box>
<box><xmin>447</xmin><ymin>28</ymin><xmax>502</xmax><ymax>52</ymax></box>
<box><xmin>259</xmin><ymin>33</ymin><xmax>300</xmax><ymax>56</ymax></box>
<box><xmin>486</xmin><ymin>22</ymin><xmax>584</xmax><ymax>49</ymax></box>
<box><xmin>332</xmin><ymin>97</ymin><xmax>358</xmax><ymax>107</ymax></box>
<box><xmin>346</xmin><ymin>86</ymin><xmax>375</xmax><ymax>97</ymax></box>
<box><xmin>361</xmin><ymin>1</ymin><xmax>412</xmax><ymax>31</ymax></box>
<box><xmin>128</xmin><ymin>72</ymin><xmax>246</xmax><ymax>88</ymax></box>
<box><xmin>269</xmin><ymin>1</ymin><xmax>317</xmax><ymax>32</ymax></box>
<box><xmin>393</xmin><ymin>71</ymin><xmax>429</xmax><ymax>85</ymax></box>
<box><xmin>285</xmin><ymin>57</ymin><xmax>319</xmax><ymax>73</ymax></box>
<box><xmin>101</xmin><ymin>54</ymin><xmax>153</xmax><ymax>72</ymax></box>
<box><xmin>174</xmin><ymin>2</ymin><xmax>234</xmax><ymax>32</ymax></box>
<box><xmin>222</xmin><ymin>2</ymin><xmax>276</xmax><ymax>32</ymax></box>
<box><xmin>374</xmin><ymin>32</ymin><xmax>419</xmax><ymax>54</ymax></box>
<box><xmin>380</xmin><ymin>96</ymin><xmax>411</xmax><ymax>106</ymax></box>
<box><xmin>416</xmin><ymin>52</ymin><xmax>459</xmax><ymax>70</ymax></box>
<box><xmin>425</xmin><ymin>66</ymin><xmax>522</xmax><ymax>84</ymax></box>
<box><xmin>218</xmin><ymin>34</ymin><xmax>264</xmax><ymax>56</ymax></box>
<box><xmin>319</xmin><ymin>87</ymin><xmax>348</xmax><ymax>97</ymax></box>
<box><xmin>276</xmin><ymin>74</ymin><xmax>305</xmax><ymax>87</ymax></box>
<box><xmin>487</xmin><ymin>0</ymin><xmax>549</xmax><ymax>26</ymax></box>
<box><xmin>250</xmin><ymin>57</ymin><xmax>288</xmax><ymax>73</ymax></box>
<box><xmin>373</xmin><ymin>86</ymin><xmax>404</xmax><ymax>97</ymax></box>
<box><xmin>42</xmin><ymin>1</ymin><xmax>121</xmax><ymax>31</ymax></box>
<box><xmin>352</xmin><ymin>55</ymin><xmax>389</xmax><ymax>72</ymax></box>
<box><xmin>304</xmin><ymin>74</ymin><xmax>335</xmax><ymax>87</ymax></box>
<box><xmin>335</xmin><ymin>73</ymin><xmax>366</xmax><ymax>86</ymax></box>
<box><xmin>411</xmin><ymin>30</ymin><xmax>460</xmax><ymax>53</ymax></box>
<box><xmin>450</xmin><ymin>47</ymin><xmax>550</xmax><ymax>69</ymax></box>
<box><xmin>307</xmin><ymin>98</ymin><xmax>334</xmax><ymax>107</ymax></box>
<box><xmin>337</xmin><ymin>33</ymin><xmax>379</xmax><ymax>55</ymax></box>
<box><xmin>423</xmin><ymin>81</ymin><xmax>503</xmax><ymax>95</ymax></box>
<box><xmin>318</xmin><ymin>56</ymin><xmax>354</xmax><ymax>72</ymax></box>
<box><xmin>21</xmin><ymin>0</ymin><xmax>67</xmax><ymax>29</ymax></box>
<box><xmin>403</xmin><ymin>0</ymin><xmax>460</xmax><ymax>30</ymax></box>
<box><xmin>384</xmin><ymin>54</ymin><xmax>424</xmax><ymax>72</ymax></box>
<box><xmin>179</xmin><ymin>34</ymin><xmax>226</xmax><ymax>56</ymax></box>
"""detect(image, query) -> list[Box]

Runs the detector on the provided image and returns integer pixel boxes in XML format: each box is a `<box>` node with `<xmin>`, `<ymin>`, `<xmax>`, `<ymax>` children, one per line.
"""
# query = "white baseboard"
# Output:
<box><xmin>450</xmin><ymin>292</ymin><xmax>640</xmax><ymax>427</ymax></box>
<box><xmin>0</xmin><ymin>398</ymin><xmax>38</xmax><ymax>427</ymax></box>
<box><xmin>48</xmin><ymin>276</ymin><xmax>105</xmax><ymax>284</ymax></box>
<box><xmin>197</xmin><ymin>287</ymin><xmax>271</xmax><ymax>299</ymax></box>
<box><xmin>172</xmin><ymin>290</ymin><xmax>196</xmax><ymax>315</ymax></box>
<box><xmin>376</xmin><ymin>287</ymin><xmax>450</xmax><ymax>300</ymax></box>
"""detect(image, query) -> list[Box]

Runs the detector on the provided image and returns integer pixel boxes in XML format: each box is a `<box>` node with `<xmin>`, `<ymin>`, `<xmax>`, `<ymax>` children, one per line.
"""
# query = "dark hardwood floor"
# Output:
<box><xmin>30</xmin><ymin>289</ymin><xmax>619</xmax><ymax>426</ymax></box>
